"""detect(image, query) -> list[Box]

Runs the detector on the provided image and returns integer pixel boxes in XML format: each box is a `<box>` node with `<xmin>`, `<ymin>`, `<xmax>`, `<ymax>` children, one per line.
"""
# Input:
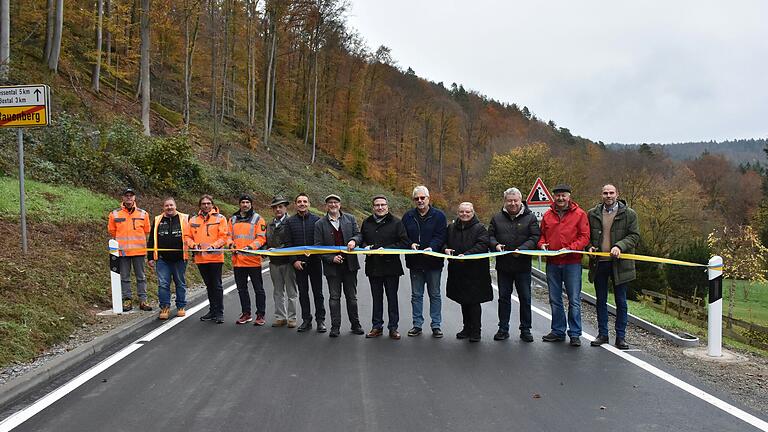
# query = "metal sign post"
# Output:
<box><xmin>1</xmin><ymin>84</ymin><xmax>52</xmax><ymax>254</ymax></box>
<box><xmin>18</xmin><ymin>128</ymin><xmax>27</xmax><ymax>254</ymax></box>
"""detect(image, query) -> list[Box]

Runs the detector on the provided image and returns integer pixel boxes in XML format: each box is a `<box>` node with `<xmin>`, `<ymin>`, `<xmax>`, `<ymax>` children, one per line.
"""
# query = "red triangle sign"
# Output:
<box><xmin>526</xmin><ymin>178</ymin><xmax>554</xmax><ymax>205</ymax></box>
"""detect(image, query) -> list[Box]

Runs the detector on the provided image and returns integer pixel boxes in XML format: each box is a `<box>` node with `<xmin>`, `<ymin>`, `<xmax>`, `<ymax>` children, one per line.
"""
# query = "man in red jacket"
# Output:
<box><xmin>537</xmin><ymin>184</ymin><xmax>590</xmax><ymax>347</ymax></box>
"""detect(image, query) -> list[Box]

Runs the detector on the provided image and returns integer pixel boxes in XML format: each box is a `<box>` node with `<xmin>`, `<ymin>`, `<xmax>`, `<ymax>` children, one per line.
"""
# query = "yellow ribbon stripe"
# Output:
<box><xmin>111</xmin><ymin>245</ymin><xmax>712</xmax><ymax>267</ymax></box>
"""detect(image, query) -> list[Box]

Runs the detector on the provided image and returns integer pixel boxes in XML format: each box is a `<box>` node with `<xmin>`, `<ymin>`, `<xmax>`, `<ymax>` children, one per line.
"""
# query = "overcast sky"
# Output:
<box><xmin>346</xmin><ymin>1</ymin><xmax>768</xmax><ymax>144</ymax></box>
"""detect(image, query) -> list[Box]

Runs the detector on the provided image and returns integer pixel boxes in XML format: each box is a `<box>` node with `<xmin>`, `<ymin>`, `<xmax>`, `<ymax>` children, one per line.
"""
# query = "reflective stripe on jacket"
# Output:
<box><xmin>185</xmin><ymin>209</ymin><xmax>229</xmax><ymax>264</ymax></box>
<box><xmin>152</xmin><ymin>213</ymin><xmax>190</xmax><ymax>261</ymax></box>
<box><xmin>108</xmin><ymin>206</ymin><xmax>150</xmax><ymax>257</ymax></box>
<box><xmin>229</xmin><ymin>212</ymin><xmax>267</xmax><ymax>267</ymax></box>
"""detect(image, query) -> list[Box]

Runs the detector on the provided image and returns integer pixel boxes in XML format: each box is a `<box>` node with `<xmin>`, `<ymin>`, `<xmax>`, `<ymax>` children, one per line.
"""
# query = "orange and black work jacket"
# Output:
<box><xmin>147</xmin><ymin>213</ymin><xmax>190</xmax><ymax>262</ymax></box>
<box><xmin>185</xmin><ymin>208</ymin><xmax>229</xmax><ymax>264</ymax></box>
<box><xmin>108</xmin><ymin>205</ymin><xmax>151</xmax><ymax>257</ymax></box>
<box><xmin>229</xmin><ymin>209</ymin><xmax>267</xmax><ymax>268</ymax></box>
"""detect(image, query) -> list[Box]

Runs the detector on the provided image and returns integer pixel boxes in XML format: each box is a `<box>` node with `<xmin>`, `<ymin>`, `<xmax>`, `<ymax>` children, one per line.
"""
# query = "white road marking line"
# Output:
<box><xmin>494</xmin><ymin>282</ymin><xmax>768</xmax><ymax>431</ymax></box>
<box><xmin>0</xmin><ymin>267</ymin><xmax>269</xmax><ymax>432</ymax></box>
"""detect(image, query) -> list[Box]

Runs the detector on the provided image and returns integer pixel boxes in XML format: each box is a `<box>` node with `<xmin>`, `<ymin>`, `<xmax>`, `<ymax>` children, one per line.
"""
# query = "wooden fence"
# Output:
<box><xmin>640</xmin><ymin>289</ymin><xmax>768</xmax><ymax>350</ymax></box>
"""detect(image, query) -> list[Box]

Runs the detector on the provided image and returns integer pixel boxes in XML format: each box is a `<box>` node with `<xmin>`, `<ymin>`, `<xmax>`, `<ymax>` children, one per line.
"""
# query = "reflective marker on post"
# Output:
<box><xmin>109</xmin><ymin>239</ymin><xmax>123</xmax><ymax>314</ymax></box>
<box><xmin>707</xmin><ymin>255</ymin><xmax>723</xmax><ymax>357</ymax></box>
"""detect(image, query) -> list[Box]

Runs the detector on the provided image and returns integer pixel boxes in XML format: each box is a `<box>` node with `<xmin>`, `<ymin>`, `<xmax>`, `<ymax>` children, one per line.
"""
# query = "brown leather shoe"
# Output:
<box><xmin>139</xmin><ymin>301</ymin><xmax>153</xmax><ymax>311</ymax></box>
<box><xmin>158</xmin><ymin>306</ymin><xmax>170</xmax><ymax>320</ymax></box>
<box><xmin>366</xmin><ymin>328</ymin><xmax>383</xmax><ymax>338</ymax></box>
<box><xmin>287</xmin><ymin>319</ymin><xmax>298</xmax><ymax>328</ymax></box>
<box><xmin>176</xmin><ymin>307</ymin><xmax>186</xmax><ymax>317</ymax></box>
<box><xmin>272</xmin><ymin>319</ymin><xmax>287</xmax><ymax>327</ymax></box>
<box><xmin>389</xmin><ymin>329</ymin><xmax>401</xmax><ymax>340</ymax></box>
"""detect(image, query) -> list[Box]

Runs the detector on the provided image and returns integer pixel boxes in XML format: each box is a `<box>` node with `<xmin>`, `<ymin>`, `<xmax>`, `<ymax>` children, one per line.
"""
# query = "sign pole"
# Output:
<box><xmin>18</xmin><ymin>128</ymin><xmax>27</xmax><ymax>254</ymax></box>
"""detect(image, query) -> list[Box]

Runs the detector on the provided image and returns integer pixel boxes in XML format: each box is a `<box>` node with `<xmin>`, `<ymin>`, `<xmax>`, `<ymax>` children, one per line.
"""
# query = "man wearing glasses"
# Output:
<box><xmin>401</xmin><ymin>186</ymin><xmax>447</xmax><ymax>338</ymax></box>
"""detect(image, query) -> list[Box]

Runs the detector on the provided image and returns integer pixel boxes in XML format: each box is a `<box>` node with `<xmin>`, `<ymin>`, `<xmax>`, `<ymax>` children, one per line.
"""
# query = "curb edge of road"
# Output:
<box><xmin>0</xmin><ymin>275</ymin><xmax>236</xmax><ymax>410</ymax></box>
<box><xmin>529</xmin><ymin>267</ymin><xmax>700</xmax><ymax>347</ymax></box>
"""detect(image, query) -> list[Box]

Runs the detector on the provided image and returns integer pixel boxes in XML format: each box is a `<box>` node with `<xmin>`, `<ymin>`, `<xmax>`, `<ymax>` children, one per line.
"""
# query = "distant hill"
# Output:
<box><xmin>609</xmin><ymin>139</ymin><xmax>768</xmax><ymax>165</ymax></box>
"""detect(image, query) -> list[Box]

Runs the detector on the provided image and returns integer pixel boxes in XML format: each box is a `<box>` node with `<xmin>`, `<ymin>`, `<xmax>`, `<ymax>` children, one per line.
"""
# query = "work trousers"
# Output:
<box><xmin>119</xmin><ymin>255</ymin><xmax>147</xmax><ymax>301</ymax></box>
<box><xmin>234</xmin><ymin>266</ymin><xmax>265</xmax><ymax>316</ymax></box>
<box><xmin>198</xmin><ymin>263</ymin><xmax>224</xmax><ymax>318</ymax></box>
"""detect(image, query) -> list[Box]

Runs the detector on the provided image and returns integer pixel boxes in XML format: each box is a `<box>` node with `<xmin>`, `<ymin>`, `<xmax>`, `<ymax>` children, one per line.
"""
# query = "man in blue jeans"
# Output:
<box><xmin>147</xmin><ymin>198</ymin><xmax>190</xmax><ymax>320</ymax></box>
<box><xmin>402</xmin><ymin>185</ymin><xmax>447</xmax><ymax>338</ymax></box>
<box><xmin>537</xmin><ymin>184</ymin><xmax>590</xmax><ymax>347</ymax></box>
<box><xmin>587</xmin><ymin>184</ymin><xmax>640</xmax><ymax>350</ymax></box>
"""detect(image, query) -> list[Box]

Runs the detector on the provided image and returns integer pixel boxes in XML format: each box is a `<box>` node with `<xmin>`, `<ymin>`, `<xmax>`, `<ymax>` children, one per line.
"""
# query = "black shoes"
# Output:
<box><xmin>469</xmin><ymin>334</ymin><xmax>481</xmax><ymax>343</ymax></box>
<box><xmin>542</xmin><ymin>332</ymin><xmax>565</xmax><ymax>342</ymax></box>
<box><xmin>570</xmin><ymin>336</ymin><xmax>581</xmax><ymax>347</ymax></box>
<box><xmin>407</xmin><ymin>327</ymin><xmax>422</xmax><ymax>337</ymax></box>
<box><xmin>432</xmin><ymin>328</ymin><xmax>443</xmax><ymax>338</ymax></box>
<box><xmin>520</xmin><ymin>332</ymin><xmax>534</xmax><ymax>343</ymax></box>
<box><xmin>200</xmin><ymin>311</ymin><xmax>215</xmax><ymax>321</ymax></box>
<box><xmin>456</xmin><ymin>329</ymin><xmax>469</xmax><ymax>339</ymax></box>
<box><xmin>316</xmin><ymin>321</ymin><xmax>327</xmax><ymax>333</ymax></box>
<box><xmin>591</xmin><ymin>335</ymin><xmax>609</xmax><ymax>347</ymax></box>
<box><xmin>615</xmin><ymin>338</ymin><xmax>629</xmax><ymax>350</ymax></box>
<box><xmin>329</xmin><ymin>327</ymin><xmax>340</xmax><ymax>338</ymax></box>
<box><xmin>351</xmin><ymin>326</ymin><xmax>365</xmax><ymax>335</ymax></box>
<box><xmin>297</xmin><ymin>321</ymin><xmax>312</xmax><ymax>332</ymax></box>
<box><xmin>493</xmin><ymin>331</ymin><xmax>510</xmax><ymax>341</ymax></box>
<box><xmin>215</xmin><ymin>316</ymin><xmax>225</xmax><ymax>324</ymax></box>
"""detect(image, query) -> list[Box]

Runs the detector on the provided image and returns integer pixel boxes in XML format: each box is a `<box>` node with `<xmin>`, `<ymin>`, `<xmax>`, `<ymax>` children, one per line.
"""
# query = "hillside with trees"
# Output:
<box><xmin>0</xmin><ymin>0</ymin><xmax>767</xmax><ymax>364</ymax></box>
<box><xmin>610</xmin><ymin>139</ymin><xmax>768</xmax><ymax>165</ymax></box>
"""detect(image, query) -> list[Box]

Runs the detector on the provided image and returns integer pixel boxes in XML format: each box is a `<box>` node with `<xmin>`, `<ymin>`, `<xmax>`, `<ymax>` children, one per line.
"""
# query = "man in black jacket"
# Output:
<box><xmin>360</xmin><ymin>195</ymin><xmax>411</xmax><ymax>340</ymax></box>
<box><xmin>488</xmin><ymin>187</ymin><xmax>541</xmax><ymax>342</ymax></box>
<box><xmin>147</xmin><ymin>197</ymin><xmax>189</xmax><ymax>320</ymax></box>
<box><xmin>286</xmin><ymin>193</ymin><xmax>326</xmax><ymax>333</ymax></box>
<box><xmin>314</xmin><ymin>194</ymin><xmax>364</xmax><ymax>338</ymax></box>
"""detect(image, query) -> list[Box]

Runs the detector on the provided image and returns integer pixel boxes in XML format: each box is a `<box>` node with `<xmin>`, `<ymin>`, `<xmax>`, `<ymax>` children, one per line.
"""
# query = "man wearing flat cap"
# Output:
<box><xmin>537</xmin><ymin>184</ymin><xmax>590</xmax><ymax>347</ymax></box>
<box><xmin>314</xmin><ymin>194</ymin><xmax>364</xmax><ymax>337</ymax></box>
<box><xmin>266</xmin><ymin>195</ymin><xmax>299</xmax><ymax>327</ymax></box>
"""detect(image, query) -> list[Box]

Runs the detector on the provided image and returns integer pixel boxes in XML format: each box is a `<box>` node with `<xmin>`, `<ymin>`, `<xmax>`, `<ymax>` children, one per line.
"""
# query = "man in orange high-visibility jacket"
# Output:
<box><xmin>108</xmin><ymin>188</ymin><xmax>152</xmax><ymax>312</ymax></box>
<box><xmin>185</xmin><ymin>195</ymin><xmax>229</xmax><ymax>324</ymax></box>
<box><xmin>229</xmin><ymin>194</ymin><xmax>268</xmax><ymax>326</ymax></box>
<box><xmin>147</xmin><ymin>197</ymin><xmax>191</xmax><ymax>320</ymax></box>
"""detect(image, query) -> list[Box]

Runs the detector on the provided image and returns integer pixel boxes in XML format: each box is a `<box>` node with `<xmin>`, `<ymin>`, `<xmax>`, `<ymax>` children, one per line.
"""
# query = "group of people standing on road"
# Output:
<box><xmin>108</xmin><ymin>182</ymin><xmax>639</xmax><ymax>349</ymax></box>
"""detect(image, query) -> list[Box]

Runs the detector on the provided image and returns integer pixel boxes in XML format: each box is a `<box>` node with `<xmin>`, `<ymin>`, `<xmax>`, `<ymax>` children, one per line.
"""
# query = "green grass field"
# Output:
<box><xmin>0</xmin><ymin>177</ymin><xmax>116</xmax><ymax>222</ymax></box>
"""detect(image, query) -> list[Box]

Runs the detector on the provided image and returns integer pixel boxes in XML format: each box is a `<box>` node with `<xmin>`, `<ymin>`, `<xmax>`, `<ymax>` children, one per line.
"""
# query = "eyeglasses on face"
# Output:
<box><xmin>413</xmin><ymin>196</ymin><xmax>428</xmax><ymax>201</ymax></box>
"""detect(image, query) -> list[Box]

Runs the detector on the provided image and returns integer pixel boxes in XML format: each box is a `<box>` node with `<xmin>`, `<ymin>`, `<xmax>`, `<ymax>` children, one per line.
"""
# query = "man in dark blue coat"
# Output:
<box><xmin>401</xmin><ymin>185</ymin><xmax>447</xmax><ymax>338</ymax></box>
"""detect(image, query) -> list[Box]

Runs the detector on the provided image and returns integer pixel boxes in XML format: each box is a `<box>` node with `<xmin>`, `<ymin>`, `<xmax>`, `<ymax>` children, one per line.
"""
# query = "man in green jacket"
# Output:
<box><xmin>587</xmin><ymin>184</ymin><xmax>640</xmax><ymax>350</ymax></box>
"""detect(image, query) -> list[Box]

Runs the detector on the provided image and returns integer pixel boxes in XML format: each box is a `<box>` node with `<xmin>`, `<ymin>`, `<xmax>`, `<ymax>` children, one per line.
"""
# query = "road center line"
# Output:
<box><xmin>493</xmin><ymin>283</ymin><xmax>768</xmax><ymax>431</ymax></box>
<box><xmin>0</xmin><ymin>268</ymin><xmax>269</xmax><ymax>432</ymax></box>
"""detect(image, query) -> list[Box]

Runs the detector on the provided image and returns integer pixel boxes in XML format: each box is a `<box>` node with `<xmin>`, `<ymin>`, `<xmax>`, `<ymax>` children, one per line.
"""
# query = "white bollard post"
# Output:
<box><xmin>109</xmin><ymin>239</ymin><xmax>123</xmax><ymax>314</ymax></box>
<box><xmin>707</xmin><ymin>255</ymin><xmax>723</xmax><ymax>357</ymax></box>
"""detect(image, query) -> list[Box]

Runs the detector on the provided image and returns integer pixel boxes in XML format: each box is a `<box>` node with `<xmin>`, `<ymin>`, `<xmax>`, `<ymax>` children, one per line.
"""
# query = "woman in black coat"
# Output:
<box><xmin>444</xmin><ymin>202</ymin><xmax>493</xmax><ymax>342</ymax></box>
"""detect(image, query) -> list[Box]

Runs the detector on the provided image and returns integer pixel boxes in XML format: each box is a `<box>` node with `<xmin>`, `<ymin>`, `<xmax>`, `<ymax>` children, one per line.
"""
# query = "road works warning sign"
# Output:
<box><xmin>0</xmin><ymin>85</ymin><xmax>51</xmax><ymax>127</ymax></box>
<box><xmin>526</xmin><ymin>177</ymin><xmax>554</xmax><ymax>222</ymax></box>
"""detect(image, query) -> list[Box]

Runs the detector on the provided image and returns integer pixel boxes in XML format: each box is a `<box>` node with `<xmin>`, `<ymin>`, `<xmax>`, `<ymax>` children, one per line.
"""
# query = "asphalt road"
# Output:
<box><xmin>2</xmin><ymin>259</ymin><xmax>767</xmax><ymax>432</ymax></box>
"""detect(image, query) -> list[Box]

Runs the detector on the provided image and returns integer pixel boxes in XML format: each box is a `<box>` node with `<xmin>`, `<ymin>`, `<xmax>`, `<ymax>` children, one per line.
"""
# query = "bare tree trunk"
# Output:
<box><xmin>263</xmin><ymin>23</ymin><xmax>276</xmax><ymax>149</ymax></box>
<box><xmin>105</xmin><ymin>0</ymin><xmax>111</xmax><ymax>67</ymax></box>
<box><xmin>219</xmin><ymin>0</ymin><xmax>229</xmax><ymax>123</ymax></box>
<box><xmin>92</xmin><ymin>0</ymin><xmax>104</xmax><ymax>92</ymax></box>
<box><xmin>183</xmin><ymin>0</ymin><xmax>201</xmax><ymax>129</ymax></box>
<box><xmin>139</xmin><ymin>0</ymin><xmax>150</xmax><ymax>135</ymax></box>
<box><xmin>0</xmin><ymin>0</ymin><xmax>9</xmax><ymax>81</ymax></box>
<box><xmin>208</xmin><ymin>0</ymin><xmax>216</xmax><ymax>116</ymax></box>
<box><xmin>311</xmin><ymin>49</ymin><xmax>318</xmax><ymax>163</ymax></box>
<box><xmin>43</xmin><ymin>0</ymin><xmax>54</xmax><ymax>63</ymax></box>
<box><xmin>47</xmin><ymin>0</ymin><xmax>64</xmax><ymax>73</ymax></box>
